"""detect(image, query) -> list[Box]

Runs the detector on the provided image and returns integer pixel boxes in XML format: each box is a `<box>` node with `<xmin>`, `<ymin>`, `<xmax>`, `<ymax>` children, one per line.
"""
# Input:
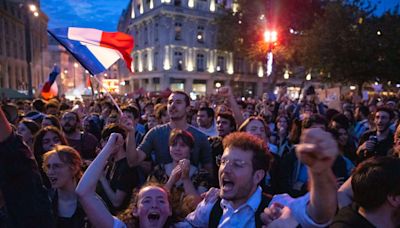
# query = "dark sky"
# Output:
<box><xmin>41</xmin><ymin>0</ymin><xmax>399</xmax><ymax>31</ymax></box>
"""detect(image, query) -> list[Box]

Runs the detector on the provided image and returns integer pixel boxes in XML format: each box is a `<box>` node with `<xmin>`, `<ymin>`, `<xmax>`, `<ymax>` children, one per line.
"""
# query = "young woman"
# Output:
<box><xmin>17</xmin><ymin>118</ymin><xmax>40</xmax><ymax>150</ymax></box>
<box><xmin>43</xmin><ymin>145</ymin><xmax>88</xmax><ymax>227</ymax></box>
<box><xmin>147</xmin><ymin>129</ymin><xmax>209</xmax><ymax>221</ymax></box>
<box><xmin>34</xmin><ymin>126</ymin><xmax>69</xmax><ymax>188</ymax></box>
<box><xmin>76</xmin><ymin>133</ymin><xmax>173</xmax><ymax>228</ymax></box>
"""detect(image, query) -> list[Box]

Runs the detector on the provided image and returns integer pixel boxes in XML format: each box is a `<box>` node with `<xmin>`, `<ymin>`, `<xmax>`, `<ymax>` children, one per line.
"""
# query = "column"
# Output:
<box><xmin>185</xmin><ymin>78</ymin><xmax>193</xmax><ymax>94</ymax></box>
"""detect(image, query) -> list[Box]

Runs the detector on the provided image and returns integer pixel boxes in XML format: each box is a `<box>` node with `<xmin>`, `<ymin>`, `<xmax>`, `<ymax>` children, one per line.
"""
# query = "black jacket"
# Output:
<box><xmin>0</xmin><ymin>132</ymin><xmax>55</xmax><ymax>228</ymax></box>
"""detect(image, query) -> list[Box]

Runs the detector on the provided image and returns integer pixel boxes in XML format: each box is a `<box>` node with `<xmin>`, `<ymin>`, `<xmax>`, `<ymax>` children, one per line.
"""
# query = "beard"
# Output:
<box><xmin>62</xmin><ymin>123</ymin><xmax>76</xmax><ymax>134</ymax></box>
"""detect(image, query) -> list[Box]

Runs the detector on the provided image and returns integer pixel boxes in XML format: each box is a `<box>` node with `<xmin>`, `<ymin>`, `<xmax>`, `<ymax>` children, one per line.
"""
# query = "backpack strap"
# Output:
<box><xmin>255</xmin><ymin>193</ymin><xmax>272</xmax><ymax>228</ymax></box>
<box><xmin>208</xmin><ymin>198</ymin><xmax>223</xmax><ymax>228</ymax></box>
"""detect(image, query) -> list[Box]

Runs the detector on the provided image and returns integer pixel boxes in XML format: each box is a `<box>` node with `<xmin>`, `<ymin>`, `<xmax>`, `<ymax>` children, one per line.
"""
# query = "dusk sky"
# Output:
<box><xmin>41</xmin><ymin>0</ymin><xmax>399</xmax><ymax>32</ymax></box>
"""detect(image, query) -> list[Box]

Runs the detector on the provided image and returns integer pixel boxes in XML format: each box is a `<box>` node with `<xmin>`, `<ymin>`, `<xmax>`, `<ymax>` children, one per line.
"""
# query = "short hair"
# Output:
<box><xmin>199</xmin><ymin>107</ymin><xmax>215</xmax><ymax>119</ymax></box>
<box><xmin>155</xmin><ymin>104</ymin><xmax>168</xmax><ymax>120</ymax></box>
<box><xmin>42</xmin><ymin>145</ymin><xmax>82</xmax><ymax>180</ymax></box>
<box><xmin>169</xmin><ymin>129</ymin><xmax>195</xmax><ymax>149</ymax></box>
<box><xmin>375</xmin><ymin>106</ymin><xmax>394</xmax><ymax>120</ymax></box>
<box><xmin>358</xmin><ymin>105</ymin><xmax>370</xmax><ymax>118</ymax></box>
<box><xmin>331</xmin><ymin>113</ymin><xmax>350</xmax><ymax>130</ymax></box>
<box><xmin>101</xmin><ymin>124</ymin><xmax>127</xmax><ymax>140</ymax></box>
<box><xmin>62</xmin><ymin>111</ymin><xmax>80</xmax><ymax>123</ymax></box>
<box><xmin>217</xmin><ymin>112</ymin><xmax>236</xmax><ymax>132</ymax></box>
<box><xmin>222</xmin><ymin>132</ymin><xmax>272</xmax><ymax>173</ymax></box>
<box><xmin>122</xmin><ymin>105</ymin><xmax>140</xmax><ymax>119</ymax></box>
<box><xmin>32</xmin><ymin>99</ymin><xmax>46</xmax><ymax>112</ymax></box>
<box><xmin>43</xmin><ymin>115</ymin><xmax>62</xmax><ymax>129</ymax></box>
<box><xmin>302</xmin><ymin>114</ymin><xmax>327</xmax><ymax>129</ymax></box>
<box><xmin>45</xmin><ymin>101</ymin><xmax>59</xmax><ymax>110</ymax></box>
<box><xmin>171</xmin><ymin>91</ymin><xmax>190</xmax><ymax>107</ymax></box>
<box><xmin>352</xmin><ymin>156</ymin><xmax>400</xmax><ymax>210</ymax></box>
<box><xmin>19</xmin><ymin>119</ymin><xmax>40</xmax><ymax>135</ymax></box>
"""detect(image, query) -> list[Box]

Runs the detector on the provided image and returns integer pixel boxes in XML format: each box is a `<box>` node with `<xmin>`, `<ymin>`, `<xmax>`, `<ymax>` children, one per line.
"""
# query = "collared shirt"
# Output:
<box><xmin>178</xmin><ymin>189</ymin><xmax>329</xmax><ymax>228</ymax></box>
<box><xmin>218</xmin><ymin>186</ymin><xmax>262</xmax><ymax>227</ymax></box>
<box><xmin>180</xmin><ymin>187</ymin><xmax>262</xmax><ymax>228</ymax></box>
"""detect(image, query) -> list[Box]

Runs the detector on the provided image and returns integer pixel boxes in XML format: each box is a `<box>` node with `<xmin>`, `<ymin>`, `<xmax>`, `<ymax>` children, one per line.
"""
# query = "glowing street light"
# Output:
<box><xmin>284</xmin><ymin>70</ymin><xmax>290</xmax><ymax>80</ymax></box>
<box><xmin>29</xmin><ymin>4</ymin><xmax>37</xmax><ymax>12</ymax></box>
<box><xmin>263</xmin><ymin>30</ymin><xmax>278</xmax><ymax>43</ymax></box>
<box><xmin>306</xmin><ymin>72</ymin><xmax>312</xmax><ymax>81</ymax></box>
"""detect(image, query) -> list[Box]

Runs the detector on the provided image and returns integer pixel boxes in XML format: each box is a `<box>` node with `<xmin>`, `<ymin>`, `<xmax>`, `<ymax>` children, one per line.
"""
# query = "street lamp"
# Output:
<box><xmin>22</xmin><ymin>3</ymin><xmax>39</xmax><ymax>98</ymax></box>
<box><xmin>284</xmin><ymin>70</ymin><xmax>290</xmax><ymax>80</ymax></box>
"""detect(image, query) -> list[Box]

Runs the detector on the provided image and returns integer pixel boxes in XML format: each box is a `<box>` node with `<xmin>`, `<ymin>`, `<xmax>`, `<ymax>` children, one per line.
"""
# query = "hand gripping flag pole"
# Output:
<box><xmin>48</xmin><ymin>27</ymin><xmax>134</xmax><ymax>114</ymax></box>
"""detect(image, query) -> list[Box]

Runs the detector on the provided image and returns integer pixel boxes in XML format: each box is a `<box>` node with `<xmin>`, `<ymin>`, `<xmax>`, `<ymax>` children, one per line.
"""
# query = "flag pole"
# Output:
<box><xmin>91</xmin><ymin>76</ymin><xmax>123</xmax><ymax>115</ymax></box>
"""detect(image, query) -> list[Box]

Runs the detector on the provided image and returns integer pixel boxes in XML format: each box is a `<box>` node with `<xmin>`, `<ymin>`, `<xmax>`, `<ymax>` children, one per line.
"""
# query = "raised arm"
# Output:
<box><xmin>0</xmin><ymin>106</ymin><xmax>55</xmax><ymax>227</ymax></box>
<box><xmin>337</xmin><ymin>176</ymin><xmax>353</xmax><ymax>209</ymax></box>
<box><xmin>76</xmin><ymin>133</ymin><xmax>124</xmax><ymax>228</ymax></box>
<box><xmin>218</xmin><ymin>86</ymin><xmax>244</xmax><ymax>126</ymax></box>
<box><xmin>0</xmin><ymin>106</ymin><xmax>12</xmax><ymax>141</ymax></box>
<box><xmin>296</xmin><ymin>128</ymin><xmax>338</xmax><ymax>224</ymax></box>
<box><xmin>121</xmin><ymin>115</ymin><xmax>147</xmax><ymax>167</ymax></box>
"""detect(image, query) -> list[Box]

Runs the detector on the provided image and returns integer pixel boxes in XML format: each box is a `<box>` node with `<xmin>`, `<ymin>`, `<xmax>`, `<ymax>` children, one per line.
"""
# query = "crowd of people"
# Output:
<box><xmin>0</xmin><ymin>85</ymin><xmax>399</xmax><ymax>228</ymax></box>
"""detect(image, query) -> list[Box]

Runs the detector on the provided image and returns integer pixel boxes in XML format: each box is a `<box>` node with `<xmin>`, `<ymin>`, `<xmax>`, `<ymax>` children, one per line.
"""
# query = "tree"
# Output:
<box><xmin>294</xmin><ymin>0</ymin><xmax>400</xmax><ymax>94</ymax></box>
<box><xmin>216</xmin><ymin>0</ymin><xmax>323</xmax><ymax>92</ymax></box>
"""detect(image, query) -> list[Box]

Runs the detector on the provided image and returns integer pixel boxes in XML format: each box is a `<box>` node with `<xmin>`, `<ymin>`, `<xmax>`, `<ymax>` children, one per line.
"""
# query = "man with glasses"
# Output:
<box><xmin>182</xmin><ymin>128</ymin><xmax>338</xmax><ymax>227</ymax></box>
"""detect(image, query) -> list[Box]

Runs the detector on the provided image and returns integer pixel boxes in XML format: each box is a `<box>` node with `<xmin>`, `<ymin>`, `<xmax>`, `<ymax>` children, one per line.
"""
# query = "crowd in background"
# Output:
<box><xmin>0</xmin><ymin>84</ymin><xmax>399</xmax><ymax>228</ymax></box>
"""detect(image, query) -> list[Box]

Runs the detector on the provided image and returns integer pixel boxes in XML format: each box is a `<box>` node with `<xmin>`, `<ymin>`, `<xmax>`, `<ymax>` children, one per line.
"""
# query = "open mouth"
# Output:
<box><xmin>148</xmin><ymin>212</ymin><xmax>160</xmax><ymax>222</ymax></box>
<box><xmin>48</xmin><ymin>177</ymin><xmax>58</xmax><ymax>185</ymax></box>
<box><xmin>222</xmin><ymin>178</ymin><xmax>234</xmax><ymax>192</ymax></box>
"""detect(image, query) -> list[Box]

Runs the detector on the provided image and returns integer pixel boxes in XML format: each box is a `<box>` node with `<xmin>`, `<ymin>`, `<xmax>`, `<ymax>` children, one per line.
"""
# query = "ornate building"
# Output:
<box><xmin>118</xmin><ymin>0</ymin><xmax>266</xmax><ymax>98</ymax></box>
<box><xmin>0</xmin><ymin>0</ymin><xmax>49</xmax><ymax>97</ymax></box>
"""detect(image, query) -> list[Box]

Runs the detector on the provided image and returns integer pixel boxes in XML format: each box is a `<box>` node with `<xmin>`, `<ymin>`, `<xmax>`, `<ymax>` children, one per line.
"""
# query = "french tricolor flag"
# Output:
<box><xmin>48</xmin><ymin>27</ymin><xmax>134</xmax><ymax>75</ymax></box>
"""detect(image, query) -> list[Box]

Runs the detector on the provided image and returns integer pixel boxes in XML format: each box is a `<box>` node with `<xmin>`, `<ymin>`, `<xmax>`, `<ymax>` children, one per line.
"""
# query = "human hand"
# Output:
<box><xmin>169</xmin><ymin>165</ymin><xmax>182</xmax><ymax>184</ymax></box>
<box><xmin>261</xmin><ymin>203</ymin><xmax>298</xmax><ymax>228</ymax></box>
<box><xmin>179</xmin><ymin>159</ymin><xmax>190</xmax><ymax>180</ymax></box>
<box><xmin>296</xmin><ymin>128</ymin><xmax>338</xmax><ymax>174</ymax></box>
<box><xmin>201</xmin><ymin>187</ymin><xmax>220</xmax><ymax>203</ymax></box>
<box><xmin>106</xmin><ymin>133</ymin><xmax>124</xmax><ymax>153</ymax></box>
<box><xmin>217</xmin><ymin>86</ymin><xmax>232</xmax><ymax>97</ymax></box>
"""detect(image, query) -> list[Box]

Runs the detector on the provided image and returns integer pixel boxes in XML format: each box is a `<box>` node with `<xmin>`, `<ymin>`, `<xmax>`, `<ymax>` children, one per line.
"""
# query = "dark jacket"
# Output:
<box><xmin>0</xmin><ymin>132</ymin><xmax>55</xmax><ymax>228</ymax></box>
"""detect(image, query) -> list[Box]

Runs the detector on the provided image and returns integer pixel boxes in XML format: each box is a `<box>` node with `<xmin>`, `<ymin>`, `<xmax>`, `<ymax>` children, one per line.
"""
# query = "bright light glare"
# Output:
<box><xmin>33</xmin><ymin>12</ymin><xmax>39</xmax><ymax>17</ymax></box>
<box><xmin>306</xmin><ymin>73</ymin><xmax>312</xmax><ymax>81</ymax></box>
<box><xmin>264</xmin><ymin>30</ymin><xmax>278</xmax><ymax>43</ymax></box>
<box><xmin>29</xmin><ymin>4</ymin><xmax>37</xmax><ymax>12</ymax></box>
<box><xmin>284</xmin><ymin>70</ymin><xmax>289</xmax><ymax>79</ymax></box>
<box><xmin>350</xmin><ymin>86</ymin><xmax>356</xmax><ymax>90</ymax></box>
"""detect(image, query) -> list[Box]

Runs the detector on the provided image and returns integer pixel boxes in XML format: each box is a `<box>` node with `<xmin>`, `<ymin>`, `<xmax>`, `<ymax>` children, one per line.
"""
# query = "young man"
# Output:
<box><xmin>61</xmin><ymin>111</ymin><xmax>98</xmax><ymax>160</ymax></box>
<box><xmin>208</xmin><ymin>112</ymin><xmax>237</xmax><ymax>186</ymax></box>
<box><xmin>126</xmin><ymin>91</ymin><xmax>213</xmax><ymax>172</ymax></box>
<box><xmin>183</xmin><ymin>128</ymin><xmax>338</xmax><ymax>227</ymax></box>
<box><xmin>197</xmin><ymin>107</ymin><xmax>218</xmax><ymax>137</ymax></box>
<box><xmin>331</xmin><ymin>156</ymin><xmax>400</xmax><ymax>227</ymax></box>
<box><xmin>357</xmin><ymin>107</ymin><xmax>394</xmax><ymax>162</ymax></box>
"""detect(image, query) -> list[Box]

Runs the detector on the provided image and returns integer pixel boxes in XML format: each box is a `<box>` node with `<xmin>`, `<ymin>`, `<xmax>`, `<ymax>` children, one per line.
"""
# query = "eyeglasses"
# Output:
<box><xmin>216</xmin><ymin>155</ymin><xmax>249</xmax><ymax>169</ymax></box>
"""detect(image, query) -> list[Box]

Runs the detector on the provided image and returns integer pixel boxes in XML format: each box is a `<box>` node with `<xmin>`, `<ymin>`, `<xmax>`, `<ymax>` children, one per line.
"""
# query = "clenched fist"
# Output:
<box><xmin>296</xmin><ymin>128</ymin><xmax>339</xmax><ymax>174</ymax></box>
